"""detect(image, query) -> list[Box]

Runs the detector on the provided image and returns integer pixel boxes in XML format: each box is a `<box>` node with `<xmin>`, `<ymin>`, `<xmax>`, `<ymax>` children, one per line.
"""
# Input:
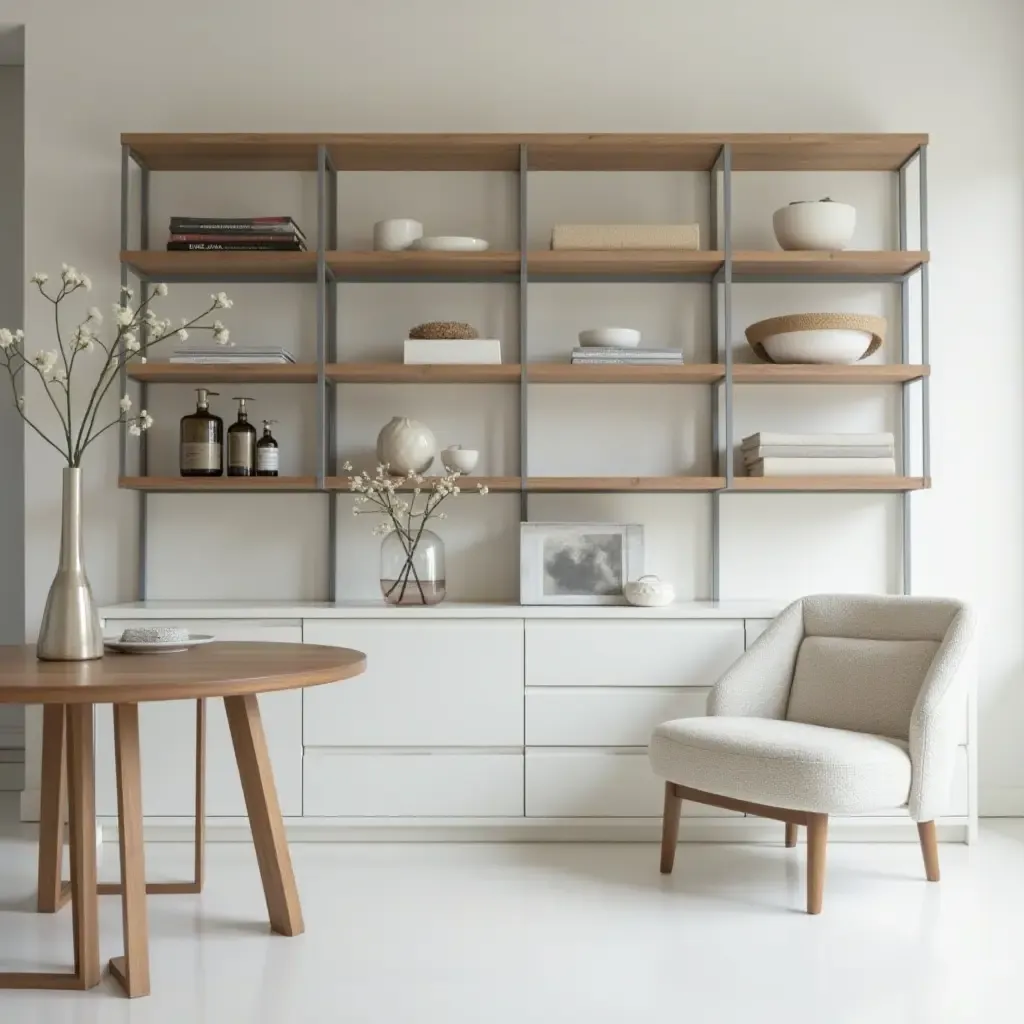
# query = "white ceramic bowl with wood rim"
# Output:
<box><xmin>578</xmin><ymin>327</ymin><xmax>641</xmax><ymax>349</ymax></box>
<box><xmin>745</xmin><ymin>313</ymin><xmax>885</xmax><ymax>365</ymax></box>
<box><xmin>772</xmin><ymin>199</ymin><xmax>856</xmax><ymax>251</ymax></box>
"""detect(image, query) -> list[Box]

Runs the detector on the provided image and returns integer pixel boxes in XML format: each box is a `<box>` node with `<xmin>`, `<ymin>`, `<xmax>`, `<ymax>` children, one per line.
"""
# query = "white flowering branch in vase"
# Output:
<box><xmin>3</xmin><ymin>265</ymin><xmax>235</xmax><ymax>660</ymax></box>
<box><xmin>344</xmin><ymin>461</ymin><xmax>488</xmax><ymax>606</ymax></box>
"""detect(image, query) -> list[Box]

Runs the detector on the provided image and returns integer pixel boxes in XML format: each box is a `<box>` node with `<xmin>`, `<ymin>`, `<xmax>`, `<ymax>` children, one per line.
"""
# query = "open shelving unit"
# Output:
<box><xmin>118</xmin><ymin>132</ymin><xmax>930</xmax><ymax>600</ymax></box>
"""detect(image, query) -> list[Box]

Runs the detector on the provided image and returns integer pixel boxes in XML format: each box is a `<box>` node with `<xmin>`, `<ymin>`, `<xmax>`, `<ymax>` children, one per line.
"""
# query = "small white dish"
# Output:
<box><xmin>411</xmin><ymin>236</ymin><xmax>489</xmax><ymax>252</ymax></box>
<box><xmin>578</xmin><ymin>327</ymin><xmax>641</xmax><ymax>349</ymax></box>
<box><xmin>761</xmin><ymin>329</ymin><xmax>873</xmax><ymax>365</ymax></box>
<box><xmin>104</xmin><ymin>635</ymin><xmax>215</xmax><ymax>655</ymax></box>
<box><xmin>441</xmin><ymin>446</ymin><xmax>479</xmax><ymax>474</ymax></box>
<box><xmin>623</xmin><ymin>575</ymin><xmax>676</xmax><ymax>608</ymax></box>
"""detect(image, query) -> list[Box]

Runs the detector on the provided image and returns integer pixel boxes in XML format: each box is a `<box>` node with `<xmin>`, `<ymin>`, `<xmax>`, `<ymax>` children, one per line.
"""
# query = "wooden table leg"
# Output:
<box><xmin>107</xmin><ymin>702</ymin><xmax>150</xmax><ymax>998</ymax></box>
<box><xmin>224</xmin><ymin>693</ymin><xmax>304</xmax><ymax>937</ymax></box>
<box><xmin>66</xmin><ymin>704</ymin><xmax>101</xmax><ymax>988</ymax></box>
<box><xmin>37</xmin><ymin>704</ymin><xmax>71</xmax><ymax>913</ymax></box>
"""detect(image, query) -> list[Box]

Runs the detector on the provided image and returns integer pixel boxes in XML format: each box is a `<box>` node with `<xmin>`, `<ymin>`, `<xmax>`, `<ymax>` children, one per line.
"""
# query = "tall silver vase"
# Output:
<box><xmin>37</xmin><ymin>467</ymin><xmax>103</xmax><ymax>661</ymax></box>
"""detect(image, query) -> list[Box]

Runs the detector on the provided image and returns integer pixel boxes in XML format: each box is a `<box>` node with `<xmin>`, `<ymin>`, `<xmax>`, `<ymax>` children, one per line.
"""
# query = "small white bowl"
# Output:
<box><xmin>624</xmin><ymin>575</ymin><xmax>675</xmax><ymax>608</ymax></box>
<box><xmin>441</xmin><ymin>446</ymin><xmax>479</xmax><ymax>474</ymax></box>
<box><xmin>411</xmin><ymin>236</ymin><xmax>489</xmax><ymax>252</ymax></box>
<box><xmin>373</xmin><ymin>218</ymin><xmax>423</xmax><ymax>251</ymax></box>
<box><xmin>772</xmin><ymin>200</ymin><xmax>856</xmax><ymax>251</ymax></box>
<box><xmin>578</xmin><ymin>327</ymin><xmax>641</xmax><ymax>349</ymax></box>
<box><xmin>761</xmin><ymin>329</ymin><xmax>873</xmax><ymax>365</ymax></box>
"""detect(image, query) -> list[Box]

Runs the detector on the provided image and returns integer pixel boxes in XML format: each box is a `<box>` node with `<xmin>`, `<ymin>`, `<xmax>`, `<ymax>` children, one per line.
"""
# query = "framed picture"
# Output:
<box><xmin>520</xmin><ymin>523</ymin><xmax>645</xmax><ymax>605</ymax></box>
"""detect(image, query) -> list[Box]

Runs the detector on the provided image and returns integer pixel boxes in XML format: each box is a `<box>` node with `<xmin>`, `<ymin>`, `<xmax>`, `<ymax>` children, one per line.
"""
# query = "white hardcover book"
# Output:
<box><xmin>743</xmin><ymin>444</ymin><xmax>895</xmax><ymax>462</ymax></box>
<box><xmin>404</xmin><ymin>339</ymin><xmax>502</xmax><ymax>365</ymax></box>
<box><xmin>741</xmin><ymin>432</ymin><xmax>895</xmax><ymax>450</ymax></box>
<box><xmin>169</xmin><ymin>356</ymin><xmax>291</xmax><ymax>364</ymax></box>
<box><xmin>748</xmin><ymin>457</ymin><xmax>897</xmax><ymax>477</ymax></box>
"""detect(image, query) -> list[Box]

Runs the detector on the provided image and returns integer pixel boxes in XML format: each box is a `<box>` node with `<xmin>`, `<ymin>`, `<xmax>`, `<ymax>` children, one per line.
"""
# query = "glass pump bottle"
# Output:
<box><xmin>227</xmin><ymin>397</ymin><xmax>257</xmax><ymax>476</ymax></box>
<box><xmin>256</xmin><ymin>419</ymin><xmax>280</xmax><ymax>476</ymax></box>
<box><xmin>179</xmin><ymin>388</ymin><xmax>223</xmax><ymax>476</ymax></box>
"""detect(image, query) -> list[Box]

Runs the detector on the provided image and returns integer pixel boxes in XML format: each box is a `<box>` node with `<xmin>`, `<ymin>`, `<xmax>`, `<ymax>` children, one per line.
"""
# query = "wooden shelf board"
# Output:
<box><xmin>731</xmin><ymin>477</ymin><xmax>929</xmax><ymax>492</ymax></box>
<box><xmin>122</xmin><ymin>133</ymin><xmax>927</xmax><ymax>173</ymax></box>
<box><xmin>329</xmin><ymin>364</ymin><xmax>520</xmax><ymax>383</ymax></box>
<box><xmin>733</xmin><ymin>250</ymin><xmax>927</xmax><ymax>277</ymax></box>
<box><xmin>529</xmin><ymin>250</ymin><xmax>722</xmax><ymax>277</ymax></box>
<box><xmin>328</xmin><ymin>251</ymin><xmax>518</xmax><ymax>278</ymax></box>
<box><xmin>121</xmin><ymin>250</ymin><xmax>316</xmax><ymax>281</ymax></box>
<box><xmin>119</xmin><ymin>476</ymin><xmax>318</xmax><ymax>492</ymax></box>
<box><xmin>528</xmin><ymin>477</ymin><xmax>725</xmax><ymax>493</ymax></box>
<box><xmin>529</xmin><ymin>364</ymin><xmax>721</xmax><ymax>384</ymax></box>
<box><xmin>733</xmin><ymin>364</ymin><xmax>929</xmax><ymax>384</ymax></box>
<box><xmin>327</xmin><ymin>476</ymin><xmax>522</xmax><ymax>493</ymax></box>
<box><xmin>127</xmin><ymin>363</ymin><xmax>318</xmax><ymax>383</ymax></box>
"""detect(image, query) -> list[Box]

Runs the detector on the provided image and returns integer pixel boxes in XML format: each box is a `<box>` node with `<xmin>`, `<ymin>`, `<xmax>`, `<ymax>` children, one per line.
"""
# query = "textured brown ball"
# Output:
<box><xmin>408</xmin><ymin>321</ymin><xmax>479</xmax><ymax>340</ymax></box>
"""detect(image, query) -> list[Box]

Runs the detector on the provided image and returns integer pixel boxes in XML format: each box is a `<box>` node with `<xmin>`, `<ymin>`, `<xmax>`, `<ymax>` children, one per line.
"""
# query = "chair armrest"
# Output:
<box><xmin>708</xmin><ymin>600</ymin><xmax>805</xmax><ymax>719</ymax></box>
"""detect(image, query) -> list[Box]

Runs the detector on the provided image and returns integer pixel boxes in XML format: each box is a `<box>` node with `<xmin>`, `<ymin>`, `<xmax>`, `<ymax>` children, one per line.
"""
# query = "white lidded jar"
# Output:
<box><xmin>772</xmin><ymin>198</ymin><xmax>856</xmax><ymax>251</ymax></box>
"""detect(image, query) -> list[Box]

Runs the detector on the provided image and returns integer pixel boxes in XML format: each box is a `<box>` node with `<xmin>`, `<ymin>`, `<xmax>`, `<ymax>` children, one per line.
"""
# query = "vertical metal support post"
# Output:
<box><xmin>898</xmin><ymin>163</ymin><xmax>911</xmax><ymax>595</ymax></box>
<box><xmin>919</xmin><ymin>145</ymin><xmax>931</xmax><ymax>484</ymax></box>
<box><xmin>325</xmin><ymin>151</ymin><xmax>339</xmax><ymax>602</ymax></box>
<box><xmin>137</xmin><ymin>164</ymin><xmax>151</xmax><ymax>599</ymax></box>
<box><xmin>709</xmin><ymin>149</ymin><xmax>723</xmax><ymax>601</ymax></box>
<box><xmin>518</xmin><ymin>144</ymin><xmax>529</xmax><ymax>521</ymax></box>
<box><xmin>315</xmin><ymin>145</ymin><xmax>328</xmax><ymax>492</ymax></box>
<box><xmin>118</xmin><ymin>146</ymin><xmax>130</xmax><ymax>480</ymax></box>
<box><xmin>722</xmin><ymin>144</ymin><xmax>734</xmax><ymax>490</ymax></box>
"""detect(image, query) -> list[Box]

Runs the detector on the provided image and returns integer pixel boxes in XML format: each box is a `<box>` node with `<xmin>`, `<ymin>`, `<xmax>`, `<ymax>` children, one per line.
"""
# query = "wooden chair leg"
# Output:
<box><xmin>37</xmin><ymin>704</ymin><xmax>71</xmax><ymax>913</ymax></box>
<box><xmin>108</xmin><ymin>703</ymin><xmax>151</xmax><ymax>998</ymax></box>
<box><xmin>66</xmin><ymin>705</ymin><xmax>100</xmax><ymax>988</ymax></box>
<box><xmin>917</xmin><ymin>821</ymin><xmax>940</xmax><ymax>882</ymax></box>
<box><xmin>805</xmin><ymin>813</ymin><xmax>828</xmax><ymax>915</ymax></box>
<box><xmin>785</xmin><ymin>822</ymin><xmax>798</xmax><ymax>848</ymax></box>
<box><xmin>224</xmin><ymin>694</ymin><xmax>304</xmax><ymax>936</ymax></box>
<box><xmin>660</xmin><ymin>783</ymin><xmax>682</xmax><ymax>874</ymax></box>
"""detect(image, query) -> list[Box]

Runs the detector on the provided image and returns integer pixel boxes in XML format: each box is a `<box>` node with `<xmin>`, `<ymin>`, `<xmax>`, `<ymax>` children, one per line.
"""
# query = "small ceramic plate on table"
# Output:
<box><xmin>104</xmin><ymin>635</ymin><xmax>215</xmax><ymax>655</ymax></box>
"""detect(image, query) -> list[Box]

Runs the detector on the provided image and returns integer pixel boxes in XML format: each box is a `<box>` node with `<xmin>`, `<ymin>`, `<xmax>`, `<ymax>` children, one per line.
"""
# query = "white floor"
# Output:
<box><xmin>1</xmin><ymin>817</ymin><xmax>1023</xmax><ymax>1022</ymax></box>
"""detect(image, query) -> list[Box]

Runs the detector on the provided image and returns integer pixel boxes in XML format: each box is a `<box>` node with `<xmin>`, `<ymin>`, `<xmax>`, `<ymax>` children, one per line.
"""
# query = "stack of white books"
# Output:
<box><xmin>742</xmin><ymin>432</ymin><xmax>896</xmax><ymax>476</ymax></box>
<box><xmin>403</xmin><ymin>338</ymin><xmax>502</xmax><ymax>365</ymax></box>
<box><xmin>170</xmin><ymin>346</ymin><xmax>295</xmax><ymax>364</ymax></box>
<box><xmin>571</xmin><ymin>348</ymin><xmax>684</xmax><ymax>366</ymax></box>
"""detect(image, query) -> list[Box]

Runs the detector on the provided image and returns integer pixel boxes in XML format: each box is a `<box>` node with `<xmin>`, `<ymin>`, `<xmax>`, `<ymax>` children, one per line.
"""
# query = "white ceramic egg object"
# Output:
<box><xmin>376</xmin><ymin>417</ymin><xmax>437</xmax><ymax>475</ymax></box>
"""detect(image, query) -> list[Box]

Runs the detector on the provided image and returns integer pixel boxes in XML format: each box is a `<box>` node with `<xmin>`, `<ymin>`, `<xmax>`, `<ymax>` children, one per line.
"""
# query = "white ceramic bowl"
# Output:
<box><xmin>761</xmin><ymin>329</ymin><xmax>874</xmax><ymax>365</ymax></box>
<box><xmin>373</xmin><ymin>218</ymin><xmax>423</xmax><ymax>251</ymax></box>
<box><xmin>440</xmin><ymin>446</ymin><xmax>479</xmax><ymax>474</ymax></box>
<box><xmin>578</xmin><ymin>327</ymin><xmax>641</xmax><ymax>349</ymax></box>
<box><xmin>623</xmin><ymin>575</ymin><xmax>676</xmax><ymax>608</ymax></box>
<box><xmin>411</xmin><ymin>236</ymin><xmax>489</xmax><ymax>252</ymax></box>
<box><xmin>772</xmin><ymin>200</ymin><xmax>856</xmax><ymax>251</ymax></box>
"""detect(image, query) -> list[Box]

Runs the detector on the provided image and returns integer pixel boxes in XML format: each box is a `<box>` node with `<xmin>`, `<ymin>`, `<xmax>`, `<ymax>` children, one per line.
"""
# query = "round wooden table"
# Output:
<box><xmin>0</xmin><ymin>641</ymin><xmax>365</xmax><ymax>998</ymax></box>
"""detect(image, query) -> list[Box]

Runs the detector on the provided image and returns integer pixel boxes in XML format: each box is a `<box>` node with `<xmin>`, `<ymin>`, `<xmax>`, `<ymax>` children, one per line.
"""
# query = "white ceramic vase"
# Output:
<box><xmin>376</xmin><ymin>417</ymin><xmax>436</xmax><ymax>475</ymax></box>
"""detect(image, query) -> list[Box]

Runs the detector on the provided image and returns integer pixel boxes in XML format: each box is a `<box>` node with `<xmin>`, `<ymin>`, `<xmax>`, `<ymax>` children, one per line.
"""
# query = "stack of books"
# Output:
<box><xmin>571</xmin><ymin>347</ymin><xmax>684</xmax><ymax>366</ymax></box>
<box><xmin>166</xmin><ymin>217</ymin><xmax>306</xmax><ymax>252</ymax></box>
<box><xmin>170</xmin><ymin>346</ymin><xmax>296</xmax><ymax>365</ymax></box>
<box><xmin>404</xmin><ymin>338</ymin><xmax>502</xmax><ymax>365</ymax></box>
<box><xmin>742</xmin><ymin>432</ymin><xmax>897</xmax><ymax>476</ymax></box>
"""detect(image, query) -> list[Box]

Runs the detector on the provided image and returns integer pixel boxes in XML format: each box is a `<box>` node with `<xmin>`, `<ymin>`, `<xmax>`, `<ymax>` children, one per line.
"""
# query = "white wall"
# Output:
<box><xmin>4</xmin><ymin>0</ymin><xmax>1021</xmax><ymax>812</ymax></box>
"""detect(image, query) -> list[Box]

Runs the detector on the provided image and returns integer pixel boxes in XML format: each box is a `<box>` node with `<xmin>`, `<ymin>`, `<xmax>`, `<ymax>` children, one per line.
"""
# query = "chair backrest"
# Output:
<box><xmin>784</xmin><ymin>595</ymin><xmax>966</xmax><ymax>741</ymax></box>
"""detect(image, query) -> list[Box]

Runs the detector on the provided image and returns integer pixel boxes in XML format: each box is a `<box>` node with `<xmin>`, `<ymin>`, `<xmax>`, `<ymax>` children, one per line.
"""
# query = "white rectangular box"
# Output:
<box><xmin>403</xmin><ymin>338</ymin><xmax>502</xmax><ymax>364</ymax></box>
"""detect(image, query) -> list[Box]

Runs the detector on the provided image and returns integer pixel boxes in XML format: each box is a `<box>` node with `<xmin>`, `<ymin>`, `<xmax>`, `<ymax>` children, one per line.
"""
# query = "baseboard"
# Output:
<box><xmin>980</xmin><ymin>786</ymin><xmax>1024</xmax><ymax>817</ymax></box>
<box><xmin>98</xmin><ymin>815</ymin><xmax>971</xmax><ymax>845</ymax></box>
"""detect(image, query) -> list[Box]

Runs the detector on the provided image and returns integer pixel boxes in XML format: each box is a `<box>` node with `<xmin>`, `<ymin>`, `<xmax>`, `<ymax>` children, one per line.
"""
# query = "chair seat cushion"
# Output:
<box><xmin>649</xmin><ymin>717</ymin><xmax>912</xmax><ymax>814</ymax></box>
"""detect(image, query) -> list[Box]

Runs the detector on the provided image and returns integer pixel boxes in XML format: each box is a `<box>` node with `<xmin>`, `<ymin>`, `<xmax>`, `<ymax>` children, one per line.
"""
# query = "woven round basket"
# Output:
<box><xmin>408</xmin><ymin>321</ymin><xmax>479</xmax><ymax>340</ymax></box>
<box><xmin>745</xmin><ymin>313</ymin><xmax>886</xmax><ymax>363</ymax></box>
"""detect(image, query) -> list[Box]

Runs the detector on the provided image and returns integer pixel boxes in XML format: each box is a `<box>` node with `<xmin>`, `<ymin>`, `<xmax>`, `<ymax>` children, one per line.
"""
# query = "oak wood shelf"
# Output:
<box><xmin>527</xmin><ymin>476</ymin><xmax>726</xmax><ymax>493</ymax></box>
<box><xmin>733</xmin><ymin>364</ymin><xmax>929</xmax><ymax>384</ymax></box>
<box><xmin>127</xmin><ymin>363</ymin><xmax>318</xmax><ymax>384</ymax></box>
<box><xmin>326</xmin><ymin>476</ymin><xmax>522</xmax><ymax>493</ymax></box>
<box><xmin>122</xmin><ymin>133</ymin><xmax>927</xmax><ymax>173</ymax></box>
<box><xmin>732</xmin><ymin>477</ymin><xmax>929</xmax><ymax>492</ymax></box>
<box><xmin>733</xmin><ymin>250</ymin><xmax>928</xmax><ymax>277</ymax></box>
<box><xmin>121</xmin><ymin>250</ymin><xmax>316</xmax><ymax>281</ymax></box>
<box><xmin>329</xmin><ymin>364</ymin><xmax>520</xmax><ymax>384</ymax></box>
<box><xmin>528</xmin><ymin>250</ymin><xmax>722</xmax><ymax>278</ymax></box>
<box><xmin>328</xmin><ymin>251</ymin><xmax>518</xmax><ymax>279</ymax></box>
<box><xmin>528</xmin><ymin>364</ymin><xmax>721</xmax><ymax>384</ymax></box>
<box><xmin>119</xmin><ymin>476</ymin><xmax>318</xmax><ymax>492</ymax></box>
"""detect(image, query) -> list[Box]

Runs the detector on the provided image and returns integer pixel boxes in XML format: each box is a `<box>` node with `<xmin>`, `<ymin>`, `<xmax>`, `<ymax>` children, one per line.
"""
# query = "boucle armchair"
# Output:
<box><xmin>648</xmin><ymin>595</ymin><xmax>975</xmax><ymax>914</ymax></box>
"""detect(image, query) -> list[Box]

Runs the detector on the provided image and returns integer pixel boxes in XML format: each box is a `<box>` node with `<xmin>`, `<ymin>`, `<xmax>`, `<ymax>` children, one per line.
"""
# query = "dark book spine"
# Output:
<box><xmin>169</xmin><ymin>233</ymin><xmax>306</xmax><ymax>246</ymax></box>
<box><xmin>166</xmin><ymin>242</ymin><xmax>305</xmax><ymax>251</ymax></box>
<box><xmin>170</xmin><ymin>217</ymin><xmax>306</xmax><ymax>239</ymax></box>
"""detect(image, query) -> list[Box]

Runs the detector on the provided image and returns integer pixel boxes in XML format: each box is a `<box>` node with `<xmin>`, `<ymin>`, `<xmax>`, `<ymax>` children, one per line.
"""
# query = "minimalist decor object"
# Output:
<box><xmin>571</xmin><ymin>346</ymin><xmax>683</xmax><ymax>366</ymax></box>
<box><xmin>742</xmin><ymin>432</ymin><xmax>897</xmax><ymax>477</ymax></box>
<box><xmin>0</xmin><ymin>266</ymin><xmax>232</xmax><ymax>660</ymax></box>
<box><xmin>376</xmin><ymin>416</ymin><xmax>437</xmax><ymax>475</ymax></box>
<box><xmin>440</xmin><ymin>445</ymin><xmax>479</xmax><ymax>474</ymax></box>
<box><xmin>404</xmin><ymin>337</ymin><xmax>502</xmax><ymax>365</ymax></box>
<box><xmin>623</xmin><ymin>574</ymin><xmax>676</xmax><ymax>607</ymax></box>
<box><xmin>772</xmin><ymin>199</ymin><xmax>856</xmax><ymax>251</ymax></box>
<box><xmin>410</xmin><ymin>236</ymin><xmax>489</xmax><ymax>252</ymax></box>
<box><xmin>650</xmin><ymin>595</ymin><xmax>975</xmax><ymax>914</ymax></box>
<box><xmin>745</xmin><ymin>313</ymin><xmax>885</xmax><ymax>364</ymax></box>
<box><xmin>408</xmin><ymin>321</ymin><xmax>479</xmax><ymax>340</ymax></box>
<box><xmin>344</xmin><ymin>461</ymin><xmax>489</xmax><ymax>605</ymax></box>
<box><xmin>578</xmin><ymin>327</ymin><xmax>641</xmax><ymax>349</ymax></box>
<box><xmin>104</xmin><ymin>633</ymin><xmax>215</xmax><ymax>654</ymax></box>
<box><xmin>552</xmin><ymin>223</ymin><xmax>700</xmax><ymax>250</ymax></box>
<box><xmin>167</xmin><ymin>215</ymin><xmax>306</xmax><ymax>252</ymax></box>
<box><xmin>520</xmin><ymin>523</ymin><xmax>644</xmax><ymax>605</ymax></box>
<box><xmin>372</xmin><ymin>218</ymin><xmax>424</xmax><ymax>251</ymax></box>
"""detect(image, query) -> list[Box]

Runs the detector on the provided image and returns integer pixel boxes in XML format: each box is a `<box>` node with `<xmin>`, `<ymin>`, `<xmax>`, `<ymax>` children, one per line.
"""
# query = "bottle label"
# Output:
<box><xmin>257</xmin><ymin>447</ymin><xmax>279</xmax><ymax>472</ymax></box>
<box><xmin>181</xmin><ymin>442</ymin><xmax>221</xmax><ymax>471</ymax></box>
<box><xmin>228</xmin><ymin>433</ymin><xmax>253</xmax><ymax>469</ymax></box>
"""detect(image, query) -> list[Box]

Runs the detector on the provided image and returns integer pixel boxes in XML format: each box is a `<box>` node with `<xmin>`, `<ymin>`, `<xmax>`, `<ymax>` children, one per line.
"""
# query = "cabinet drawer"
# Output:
<box><xmin>525</xmin><ymin>751</ymin><xmax>739</xmax><ymax>818</ymax></box>
<box><xmin>304</xmin><ymin>751</ymin><xmax>524</xmax><ymax>817</ymax></box>
<box><xmin>302</xmin><ymin>621</ymin><xmax>523</xmax><ymax>747</ymax></box>
<box><xmin>525</xmin><ymin>620</ymin><xmax>743</xmax><ymax>688</ymax></box>
<box><xmin>97</xmin><ymin>621</ymin><xmax>303</xmax><ymax>817</ymax></box>
<box><xmin>527</xmin><ymin>688</ymin><xmax>708</xmax><ymax>746</ymax></box>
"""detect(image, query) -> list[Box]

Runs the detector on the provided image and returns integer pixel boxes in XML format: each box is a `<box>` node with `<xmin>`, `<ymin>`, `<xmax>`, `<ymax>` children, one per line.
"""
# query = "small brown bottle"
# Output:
<box><xmin>227</xmin><ymin>397</ymin><xmax>257</xmax><ymax>477</ymax></box>
<box><xmin>180</xmin><ymin>388</ymin><xmax>223</xmax><ymax>476</ymax></box>
<box><xmin>256</xmin><ymin>419</ymin><xmax>280</xmax><ymax>477</ymax></box>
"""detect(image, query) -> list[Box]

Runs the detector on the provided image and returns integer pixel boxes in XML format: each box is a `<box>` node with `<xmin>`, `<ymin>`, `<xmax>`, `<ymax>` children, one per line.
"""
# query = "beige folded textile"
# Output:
<box><xmin>551</xmin><ymin>223</ymin><xmax>700</xmax><ymax>250</ymax></box>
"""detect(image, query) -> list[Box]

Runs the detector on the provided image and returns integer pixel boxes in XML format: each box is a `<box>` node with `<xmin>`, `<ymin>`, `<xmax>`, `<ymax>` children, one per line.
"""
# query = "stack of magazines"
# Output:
<box><xmin>170</xmin><ymin>346</ymin><xmax>296</xmax><ymax>365</ymax></box>
<box><xmin>166</xmin><ymin>217</ymin><xmax>306</xmax><ymax>252</ymax></box>
<box><xmin>571</xmin><ymin>347</ymin><xmax>684</xmax><ymax>366</ymax></box>
<box><xmin>742</xmin><ymin>432</ymin><xmax>896</xmax><ymax>476</ymax></box>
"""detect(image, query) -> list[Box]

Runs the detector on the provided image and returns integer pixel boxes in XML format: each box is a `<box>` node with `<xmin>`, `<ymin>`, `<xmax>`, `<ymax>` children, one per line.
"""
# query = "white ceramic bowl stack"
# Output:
<box><xmin>578</xmin><ymin>327</ymin><xmax>641</xmax><ymax>349</ymax></box>
<box><xmin>772</xmin><ymin>199</ymin><xmax>856</xmax><ymax>251</ymax></box>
